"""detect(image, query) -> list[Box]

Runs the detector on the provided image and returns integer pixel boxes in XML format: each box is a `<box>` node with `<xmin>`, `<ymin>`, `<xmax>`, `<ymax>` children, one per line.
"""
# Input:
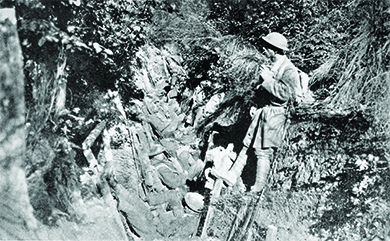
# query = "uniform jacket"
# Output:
<box><xmin>243</xmin><ymin>56</ymin><xmax>299</xmax><ymax>149</ymax></box>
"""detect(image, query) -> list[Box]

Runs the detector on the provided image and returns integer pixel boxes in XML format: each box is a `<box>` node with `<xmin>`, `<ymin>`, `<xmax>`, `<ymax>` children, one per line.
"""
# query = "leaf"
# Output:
<box><xmin>74</xmin><ymin>41</ymin><xmax>90</xmax><ymax>50</ymax></box>
<box><xmin>38</xmin><ymin>36</ymin><xmax>46</xmax><ymax>47</ymax></box>
<box><xmin>28</xmin><ymin>21</ymin><xmax>38</xmax><ymax>32</ymax></box>
<box><xmin>93</xmin><ymin>42</ymin><xmax>102</xmax><ymax>53</ymax></box>
<box><xmin>45</xmin><ymin>35</ymin><xmax>59</xmax><ymax>43</ymax></box>
<box><xmin>69</xmin><ymin>0</ymin><xmax>81</xmax><ymax>6</ymax></box>
<box><xmin>356</xmin><ymin>158</ymin><xmax>369</xmax><ymax>171</ymax></box>
<box><xmin>104</xmin><ymin>48</ymin><xmax>114</xmax><ymax>55</ymax></box>
<box><xmin>61</xmin><ymin>37</ymin><xmax>70</xmax><ymax>45</ymax></box>
<box><xmin>67</xmin><ymin>26</ymin><xmax>76</xmax><ymax>33</ymax></box>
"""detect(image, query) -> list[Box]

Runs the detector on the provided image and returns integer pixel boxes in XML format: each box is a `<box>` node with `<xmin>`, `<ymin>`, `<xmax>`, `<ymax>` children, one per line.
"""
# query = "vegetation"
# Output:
<box><xmin>1</xmin><ymin>0</ymin><xmax>389</xmax><ymax>240</ymax></box>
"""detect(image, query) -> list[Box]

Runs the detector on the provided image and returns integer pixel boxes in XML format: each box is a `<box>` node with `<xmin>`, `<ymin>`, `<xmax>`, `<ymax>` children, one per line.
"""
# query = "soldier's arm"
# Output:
<box><xmin>156</xmin><ymin>165</ymin><xmax>187</xmax><ymax>189</ymax></box>
<box><xmin>260</xmin><ymin>67</ymin><xmax>299</xmax><ymax>103</ymax></box>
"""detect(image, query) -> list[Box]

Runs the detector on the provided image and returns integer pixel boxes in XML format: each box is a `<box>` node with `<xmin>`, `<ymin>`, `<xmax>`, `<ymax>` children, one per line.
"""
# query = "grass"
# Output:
<box><xmin>208</xmin><ymin>185</ymin><xmax>390</xmax><ymax>241</ymax></box>
<box><xmin>208</xmin><ymin>188</ymin><xmax>320</xmax><ymax>241</ymax></box>
<box><xmin>311</xmin><ymin>0</ymin><xmax>390</xmax><ymax>127</ymax></box>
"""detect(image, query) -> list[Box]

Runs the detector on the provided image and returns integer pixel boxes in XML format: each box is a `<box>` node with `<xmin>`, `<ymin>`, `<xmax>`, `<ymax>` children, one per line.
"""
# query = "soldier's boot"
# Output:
<box><xmin>251</xmin><ymin>148</ymin><xmax>273</xmax><ymax>193</ymax></box>
<box><xmin>211</xmin><ymin>146</ymin><xmax>248</xmax><ymax>186</ymax></box>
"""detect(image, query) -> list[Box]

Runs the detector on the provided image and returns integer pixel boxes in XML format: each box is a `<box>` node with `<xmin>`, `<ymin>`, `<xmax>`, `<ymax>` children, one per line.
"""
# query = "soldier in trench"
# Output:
<box><xmin>211</xmin><ymin>32</ymin><xmax>300</xmax><ymax>192</ymax></box>
<box><xmin>139</xmin><ymin>144</ymin><xmax>204</xmax><ymax>215</ymax></box>
<box><xmin>103</xmin><ymin>164</ymin><xmax>203</xmax><ymax>240</ymax></box>
<box><xmin>101</xmin><ymin>128</ymin><xmax>204</xmax><ymax>239</ymax></box>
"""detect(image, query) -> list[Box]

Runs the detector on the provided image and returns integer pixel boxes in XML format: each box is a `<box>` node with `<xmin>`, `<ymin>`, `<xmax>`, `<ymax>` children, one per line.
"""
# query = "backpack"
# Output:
<box><xmin>282</xmin><ymin>67</ymin><xmax>314</xmax><ymax>119</ymax></box>
<box><xmin>276</xmin><ymin>61</ymin><xmax>314</xmax><ymax>105</ymax></box>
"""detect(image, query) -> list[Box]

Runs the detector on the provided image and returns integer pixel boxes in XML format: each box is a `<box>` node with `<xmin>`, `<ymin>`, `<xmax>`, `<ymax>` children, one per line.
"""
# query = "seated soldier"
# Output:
<box><xmin>151</xmin><ymin>147</ymin><xmax>204</xmax><ymax>189</ymax></box>
<box><xmin>103</xmin><ymin>169</ymin><xmax>203</xmax><ymax>240</ymax></box>
<box><xmin>140</xmin><ymin>144</ymin><xmax>204</xmax><ymax>218</ymax></box>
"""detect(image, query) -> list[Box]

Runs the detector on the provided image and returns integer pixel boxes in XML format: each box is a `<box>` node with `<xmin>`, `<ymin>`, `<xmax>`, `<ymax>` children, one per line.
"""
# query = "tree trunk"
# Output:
<box><xmin>55</xmin><ymin>50</ymin><xmax>67</xmax><ymax>116</ymax></box>
<box><xmin>55</xmin><ymin>78</ymin><xmax>67</xmax><ymax>115</ymax></box>
<box><xmin>0</xmin><ymin>8</ymin><xmax>38</xmax><ymax>239</ymax></box>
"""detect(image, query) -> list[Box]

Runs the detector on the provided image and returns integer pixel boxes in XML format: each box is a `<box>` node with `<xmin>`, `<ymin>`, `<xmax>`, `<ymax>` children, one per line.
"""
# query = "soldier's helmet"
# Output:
<box><xmin>262</xmin><ymin>32</ymin><xmax>289</xmax><ymax>52</ymax></box>
<box><xmin>184</xmin><ymin>192</ymin><xmax>204</xmax><ymax>213</ymax></box>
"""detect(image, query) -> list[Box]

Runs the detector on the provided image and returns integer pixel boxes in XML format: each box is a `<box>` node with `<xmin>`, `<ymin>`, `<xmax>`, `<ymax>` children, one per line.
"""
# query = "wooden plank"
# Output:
<box><xmin>229</xmin><ymin>189</ymin><xmax>265</xmax><ymax>241</ymax></box>
<box><xmin>82</xmin><ymin>120</ymin><xmax>107</xmax><ymax>150</ymax></box>
<box><xmin>234</xmin><ymin>196</ymin><xmax>256</xmax><ymax>241</ymax></box>
<box><xmin>243</xmin><ymin>191</ymin><xmax>265</xmax><ymax>240</ymax></box>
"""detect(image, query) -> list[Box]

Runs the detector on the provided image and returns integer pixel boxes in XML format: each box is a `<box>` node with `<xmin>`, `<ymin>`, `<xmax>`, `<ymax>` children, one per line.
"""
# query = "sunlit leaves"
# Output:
<box><xmin>69</xmin><ymin>0</ymin><xmax>81</xmax><ymax>6</ymax></box>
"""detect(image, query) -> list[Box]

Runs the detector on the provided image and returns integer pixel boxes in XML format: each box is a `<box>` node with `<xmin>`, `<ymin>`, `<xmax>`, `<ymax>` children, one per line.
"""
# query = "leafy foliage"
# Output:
<box><xmin>149</xmin><ymin>0</ymin><xmax>221</xmax><ymax>93</ymax></box>
<box><xmin>17</xmin><ymin>0</ymin><xmax>153</xmax><ymax>116</ymax></box>
<box><xmin>6</xmin><ymin>0</ymin><xmax>390</xmax><ymax>238</ymax></box>
<box><xmin>206</xmin><ymin>0</ymin><xmax>353</xmax><ymax>73</ymax></box>
<box><xmin>16</xmin><ymin>0</ymin><xmax>155</xmax><ymax>163</ymax></box>
<box><xmin>313</xmin><ymin>0</ymin><xmax>390</xmax><ymax>124</ymax></box>
<box><xmin>67</xmin><ymin>0</ymin><xmax>150</xmax><ymax>92</ymax></box>
<box><xmin>266</xmin><ymin>106</ymin><xmax>390</xmax><ymax>239</ymax></box>
<box><xmin>15</xmin><ymin>0</ymin><xmax>156</xmax><ymax>225</ymax></box>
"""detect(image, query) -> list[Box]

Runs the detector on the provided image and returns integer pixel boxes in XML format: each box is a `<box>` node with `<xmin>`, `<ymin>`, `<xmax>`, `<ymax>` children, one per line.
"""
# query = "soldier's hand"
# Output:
<box><xmin>260</xmin><ymin>65</ymin><xmax>274</xmax><ymax>81</ymax></box>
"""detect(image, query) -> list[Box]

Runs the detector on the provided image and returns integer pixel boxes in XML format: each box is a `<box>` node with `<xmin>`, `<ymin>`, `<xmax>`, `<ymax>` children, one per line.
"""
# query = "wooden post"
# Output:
<box><xmin>82</xmin><ymin>120</ymin><xmax>107</xmax><ymax>173</ymax></box>
<box><xmin>0</xmin><ymin>8</ymin><xmax>38</xmax><ymax>239</ymax></box>
<box><xmin>229</xmin><ymin>188</ymin><xmax>266</xmax><ymax>241</ymax></box>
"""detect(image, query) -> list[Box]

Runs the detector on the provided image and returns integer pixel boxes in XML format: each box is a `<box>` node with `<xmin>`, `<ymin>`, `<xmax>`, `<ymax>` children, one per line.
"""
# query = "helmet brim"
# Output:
<box><xmin>261</xmin><ymin>36</ymin><xmax>289</xmax><ymax>52</ymax></box>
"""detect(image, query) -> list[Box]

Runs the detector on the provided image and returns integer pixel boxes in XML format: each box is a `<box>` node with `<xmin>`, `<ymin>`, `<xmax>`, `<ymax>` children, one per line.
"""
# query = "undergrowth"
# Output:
<box><xmin>19</xmin><ymin>0</ymin><xmax>390</xmax><ymax>239</ymax></box>
<box><xmin>311</xmin><ymin>0</ymin><xmax>390</xmax><ymax>126</ymax></box>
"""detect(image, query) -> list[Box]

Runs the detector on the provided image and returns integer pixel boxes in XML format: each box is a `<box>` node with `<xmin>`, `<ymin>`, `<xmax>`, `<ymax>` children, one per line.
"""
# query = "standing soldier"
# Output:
<box><xmin>211</xmin><ymin>32</ymin><xmax>300</xmax><ymax>192</ymax></box>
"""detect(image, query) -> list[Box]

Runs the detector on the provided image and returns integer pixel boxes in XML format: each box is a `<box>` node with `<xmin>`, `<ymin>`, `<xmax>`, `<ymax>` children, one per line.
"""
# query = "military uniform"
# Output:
<box><xmin>244</xmin><ymin>56</ymin><xmax>299</xmax><ymax>150</ymax></box>
<box><xmin>211</xmin><ymin>33</ymin><xmax>300</xmax><ymax>192</ymax></box>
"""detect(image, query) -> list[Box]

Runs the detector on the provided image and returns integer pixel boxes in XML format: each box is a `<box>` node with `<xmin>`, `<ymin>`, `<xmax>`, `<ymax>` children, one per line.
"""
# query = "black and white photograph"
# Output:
<box><xmin>1</xmin><ymin>0</ymin><xmax>389</xmax><ymax>240</ymax></box>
